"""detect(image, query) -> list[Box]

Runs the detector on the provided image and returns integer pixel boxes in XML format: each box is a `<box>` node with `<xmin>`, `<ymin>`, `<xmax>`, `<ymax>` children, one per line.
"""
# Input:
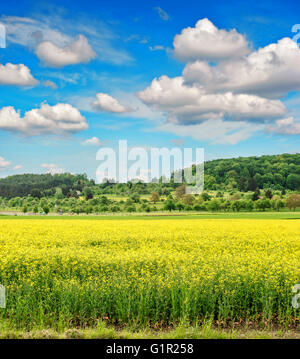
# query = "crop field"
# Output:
<box><xmin>0</xmin><ymin>217</ymin><xmax>299</xmax><ymax>332</ymax></box>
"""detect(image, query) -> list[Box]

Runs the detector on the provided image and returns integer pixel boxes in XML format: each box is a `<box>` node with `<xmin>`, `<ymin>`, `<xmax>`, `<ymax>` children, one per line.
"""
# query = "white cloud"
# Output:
<box><xmin>137</xmin><ymin>19</ymin><xmax>300</xmax><ymax>144</ymax></box>
<box><xmin>109</xmin><ymin>92</ymin><xmax>164</xmax><ymax>121</ymax></box>
<box><xmin>183</xmin><ymin>37</ymin><xmax>300</xmax><ymax>98</ymax></box>
<box><xmin>43</xmin><ymin>71</ymin><xmax>81</xmax><ymax>85</ymax></box>
<box><xmin>82</xmin><ymin>136</ymin><xmax>102</xmax><ymax>146</ymax></box>
<box><xmin>0</xmin><ymin>15</ymin><xmax>69</xmax><ymax>48</ymax></box>
<box><xmin>41</xmin><ymin>164</ymin><xmax>65</xmax><ymax>175</ymax></box>
<box><xmin>149</xmin><ymin>45</ymin><xmax>165</xmax><ymax>51</ymax></box>
<box><xmin>92</xmin><ymin>93</ymin><xmax>132</xmax><ymax>113</ymax></box>
<box><xmin>13</xmin><ymin>165</ymin><xmax>23</xmax><ymax>170</ymax></box>
<box><xmin>173</xmin><ymin>18</ymin><xmax>249</xmax><ymax>62</ymax></box>
<box><xmin>153</xmin><ymin>7</ymin><xmax>170</xmax><ymax>21</ymax></box>
<box><xmin>155</xmin><ymin>120</ymin><xmax>264</xmax><ymax>145</ymax></box>
<box><xmin>265</xmin><ymin>117</ymin><xmax>300</xmax><ymax>135</ymax></box>
<box><xmin>138</xmin><ymin>76</ymin><xmax>285</xmax><ymax>124</ymax></box>
<box><xmin>1</xmin><ymin>15</ymin><xmax>133</xmax><ymax>66</ymax></box>
<box><xmin>0</xmin><ymin>156</ymin><xmax>11</xmax><ymax>169</ymax></box>
<box><xmin>0</xmin><ymin>103</ymin><xmax>88</xmax><ymax>136</ymax></box>
<box><xmin>35</xmin><ymin>35</ymin><xmax>97</xmax><ymax>67</ymax></box>
<box><xmin>43</xmin><ymin>80</ymin><xmax>58</xmax><ymax>89</ymax></box>
<box><xmin>0</xmin><ymin>63</ymin><xmax>38</xmax><ymax>86</ymax></box>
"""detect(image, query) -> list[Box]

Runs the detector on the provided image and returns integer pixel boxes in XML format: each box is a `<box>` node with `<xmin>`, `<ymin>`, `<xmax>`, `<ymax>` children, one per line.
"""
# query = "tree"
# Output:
<box><xmin>193</xmin><ymin>204</ymin><xmax>204</xmax><ymax>211</ymax></box>
<box><xmin>248</xmin><ymin>177</ymin><xmax>257</xmax><ymax>191</ymax></box>
<box><xmin>85</xmin><ymin>206</ymin><xmax>93</xmax><ymax>215</ymax></box>
<box><xmin>207</xmin><ymin>199</ymin><xmax>221</xmax><ymax>212</ymax></box>
<box><xmin>185</xmin><ymin>205</ymin><xmax>193</xmax><ymax>211</ymax></box>
<box><xmin>83</xmin><ymin>187</ymin><xmax>93</xmax><ymax>201</ymax></box>
<box><xmin>245</xmin><ymin>200</ymin><xmax>254</xmax><ymax>212</ymax></box>
<box><xmin>254</xmin><ymin>199</ymin><xmax>263</xmax><ymax>211</ymax></box>
<box><xmin>55</xmin><ymin>187</ymin><xmax>64</xmax><ymax>199</ymax></box>
<box><xmin>100</xmin><ymin>196</ymin><xmax>109</xmax><ymax>205</ymax></box>
<box><xmin>31</xmin><ymin>188</ymin><xmax>42</xmax><ymax>199</ymax></box>
<box><xmin>150</xmin><ymin>192</ymin><xmax>160</xmax><ymax>203</ymax></box>
<box><xmin>43</xmin><ymin>206</ymin><xmax>50</xmax><ymax>215</ymax></box>
<box><xmin>176</xmin><ymin>202</ymin><xmax>185</xmax><ymax>211</ymax></box>
<box><xmin>286</xmin><ymin>174</ymin><xmax>300</xmax><ymax>190</ymax></box>
<box><xmin>111</xmin><ymin>205</ymin><xmax>120</xmax><ymax>213</ymax></box>
<box><xmin>74</xmin><ymin>207</ymin><xmax>81</xmax><ymax>215</ymax></box>
<box><xmin>201</xmin><ymin>192</ymin><xmax>210</xmax><ymax>202</ymax></box>
<box><xmin>126</xmin><ymin>205</ymin><xmax>136</xmax><ymax>213</ymax></box>
<box><xmin>220</xmin><ymin>200</ymin><xmax>231</xmax><ymax>212</ymax></box>
<box><xmin>182</xmin><ymin>194</ymin><xmax>194</xmax><ymax>206</ymax></box>
<box><xmin>286</xmin><ymin>194</ymin><xmax>300</xmax><ymax>211</ymax></box>
<box><xmin>164</xmin><ymin>200</ymin><xmax>176</xmax><ymax>212</ymax></box>
<box><xmin>175</xmin><ymin>185</ymin><xmax>186</xmax><ymax>200</ymax></box>
<box><xmin>22</xmin><ymin>205</ymin><xmax>28</xmax><ymax>214</ymax></box>
<box><xmin>145</xmin><ymin>206</ymin><xmax>151</xmax><ymax>213</ymax></box>
<box><xmin>252</xmin><ymin>188</ymin><xmax>260</xmax><ymax>201</ymax></box>
<box><xmin>130</xmin><ymin>193</ymin><xmax>140</xmax><ymax>203</ymax></box>
<box><xmin>99</xmin><ymin>205</ymin><xmax>109</xmax><ymax>213</ymax></box>
<box><xmin>238</xmin><ymin>176</ymin><xmax>248</xmax><ymax>192</ymax></box>
<box><xmin>33</xmin><ymin>206</ymin><xmax>39</xmax><ymax>214</ymax></box>
<box><xmin>230</xmin><ymin>200</ymin><xmax>242</xmax><ymax>212</ymax></box>
<box><xmin>265</xmin><ymin>189</ymin><xmax>273</xmax><ymax>199</ymax></box>
<box><xmin>274</xmin><ymin>199</ymin><xmax>285</xmax><ymax>212</ymax></box>
<box><xmin>254</xmin><ymin>199</ymin><xmax>271</xmax><ymax>212</ymax></box>
<box><xmin>204</xmin><ymin>175</ymin><xmax>217</xmax><ymax>190</ymax></box>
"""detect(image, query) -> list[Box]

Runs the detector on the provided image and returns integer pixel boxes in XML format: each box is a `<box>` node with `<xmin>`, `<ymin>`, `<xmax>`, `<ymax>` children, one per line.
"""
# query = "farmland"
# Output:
<box><xmin>0</xmin><ymin>216</ymin><xmax>299</xmax><ymax>337</ymax></box>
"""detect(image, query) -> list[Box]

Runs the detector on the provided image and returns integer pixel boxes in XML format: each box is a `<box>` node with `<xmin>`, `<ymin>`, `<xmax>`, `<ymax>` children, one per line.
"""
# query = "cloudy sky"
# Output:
<box><xmin>0</xmin><ymin>0</ymin><xmax>300</xmax><ymax>178</ymax></box>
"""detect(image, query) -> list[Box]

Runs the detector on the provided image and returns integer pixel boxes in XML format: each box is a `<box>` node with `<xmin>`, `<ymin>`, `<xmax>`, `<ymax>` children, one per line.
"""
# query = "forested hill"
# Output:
<box><xmin>203</xmin><ymin>153</ymin><xmax>300</xmax><ymax>192</ymax></box>
<box><xmin>0</xmin><ymin>173</ymin><xmax>94</xmax><ymax>199</ymax></box>
<box><xmin>0</xmin><ymin>153</ymin><xmax>300</xmax><ymax>199</ymax></box>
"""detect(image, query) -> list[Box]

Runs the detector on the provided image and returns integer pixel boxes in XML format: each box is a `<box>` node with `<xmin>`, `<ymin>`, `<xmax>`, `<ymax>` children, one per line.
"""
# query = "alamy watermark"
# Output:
<box><xmin>96</xmin><ymin>140</ymin><xmax>204</xmax><ymax>195</ymax></box>
<box><xmin>292</xmin><ymin>284</ymin><xmax>300</xmax><ymax>309</ymax></box>
<box><xmin>0</xmin><ymin>23</ymin><xmax>6</xmax><ymax>48</ymax></box>
<box><xmin>0</xmin><ymin>284</ymin><xmax>5</xmax><ymax>308</ymax></box>
<box><xmin>292</xmin><ymin>24</ymin><xmax>300</xmax><ymax>46</ymax></box>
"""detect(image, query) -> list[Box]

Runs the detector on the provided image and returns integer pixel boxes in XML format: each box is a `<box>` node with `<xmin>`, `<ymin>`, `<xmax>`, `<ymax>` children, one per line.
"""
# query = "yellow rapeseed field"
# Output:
<box><xmin>0</xmin><ymin>218</ymin><xmax>299</xmax><ymax>329</ymax></box>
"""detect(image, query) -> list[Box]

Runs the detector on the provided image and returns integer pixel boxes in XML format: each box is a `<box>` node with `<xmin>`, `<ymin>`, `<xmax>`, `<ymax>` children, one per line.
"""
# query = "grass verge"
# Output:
<box><xmin>0</xmin><ymin>323</ymin><xmax>299</xmax><ymax>339</ymax></box>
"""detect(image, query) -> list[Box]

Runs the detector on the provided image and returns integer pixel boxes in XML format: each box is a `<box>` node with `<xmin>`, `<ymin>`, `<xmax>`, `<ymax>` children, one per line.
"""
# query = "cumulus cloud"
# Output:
<box><xmin>265</xmin><ymin>117</ymin><xmax>300</xmax><ymax>135</ymax></box>
<box><xmin>82</xmin><ymin>136</ymin><xmax>102</xmax><ymax>146</ymax></box>
<box><xmin>35</xmin><ymin>35</ymin><xmax>97</xmax><ymax>67</ymax></box>
<box><xmin>43</xmin><ymin>80</ymin><xmax>58</xmax><ymax>89</ymax></box>
<box><xmin>92</xmin><ymin>93</ymin><xmax>132</xmax><ymax>113</ymax></box>
<box><xmin>0</xmin><ymin>63</ymin><xmax>38</xmax><ymax>86</ymax></box>
<box><xmin>41</xmin><ymin>164</ymin><xmax>65</xmax><ymax>175</ymax></box>
<box><xmin>0</xmin><ymin>156</ymin><xmax>11</xmax><ymax>169</ymax></box>
<box><xmin>0</xmin><ymin>103</ymin><xmax>88</xmax><ymax>136</ymax></box>
<box><xmin>136</xmin><ymin>18</ymin><xmax>300</xmax><ymax>143</ymax></box>
<box><xmin>173</xmin><ymin>18</ymin><xmax>249</xmax><ymax>62</ymax></box>
<box><xmin>138</xmin><ymin>76</ymin><xmax>285</xmax><ymax>124</ymax></box>
<box><xmin>183</xmin><ymin>38</ymin><xmax>300</xmax><ymax>98</ymax></box>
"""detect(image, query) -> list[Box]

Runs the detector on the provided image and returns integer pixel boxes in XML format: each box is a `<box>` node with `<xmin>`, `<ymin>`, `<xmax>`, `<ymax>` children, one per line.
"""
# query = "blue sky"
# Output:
<box><xmin>0</xmin><ymin>0</ymin><xmax>300</xmax><ymax>179</ymax></box>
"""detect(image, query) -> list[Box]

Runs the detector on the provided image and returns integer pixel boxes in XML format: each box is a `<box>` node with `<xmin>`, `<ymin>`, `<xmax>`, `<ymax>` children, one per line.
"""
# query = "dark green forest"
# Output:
<box><xmin>0</xmin><ymin>173</ymin><xmax>94</xmax><ymax>199</ymax></box>
<box><xmin>204</xmin><ymin>153</ymin><xmax>300</xmax><ymax>192</ymax></box>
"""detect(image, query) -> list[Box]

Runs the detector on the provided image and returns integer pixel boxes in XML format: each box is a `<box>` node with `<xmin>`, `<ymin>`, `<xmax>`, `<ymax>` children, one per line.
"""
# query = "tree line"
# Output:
<box><xmin>0</xmin><ymin>153</ymin><xmax>300</xmax><ymax>200</ymax></box>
